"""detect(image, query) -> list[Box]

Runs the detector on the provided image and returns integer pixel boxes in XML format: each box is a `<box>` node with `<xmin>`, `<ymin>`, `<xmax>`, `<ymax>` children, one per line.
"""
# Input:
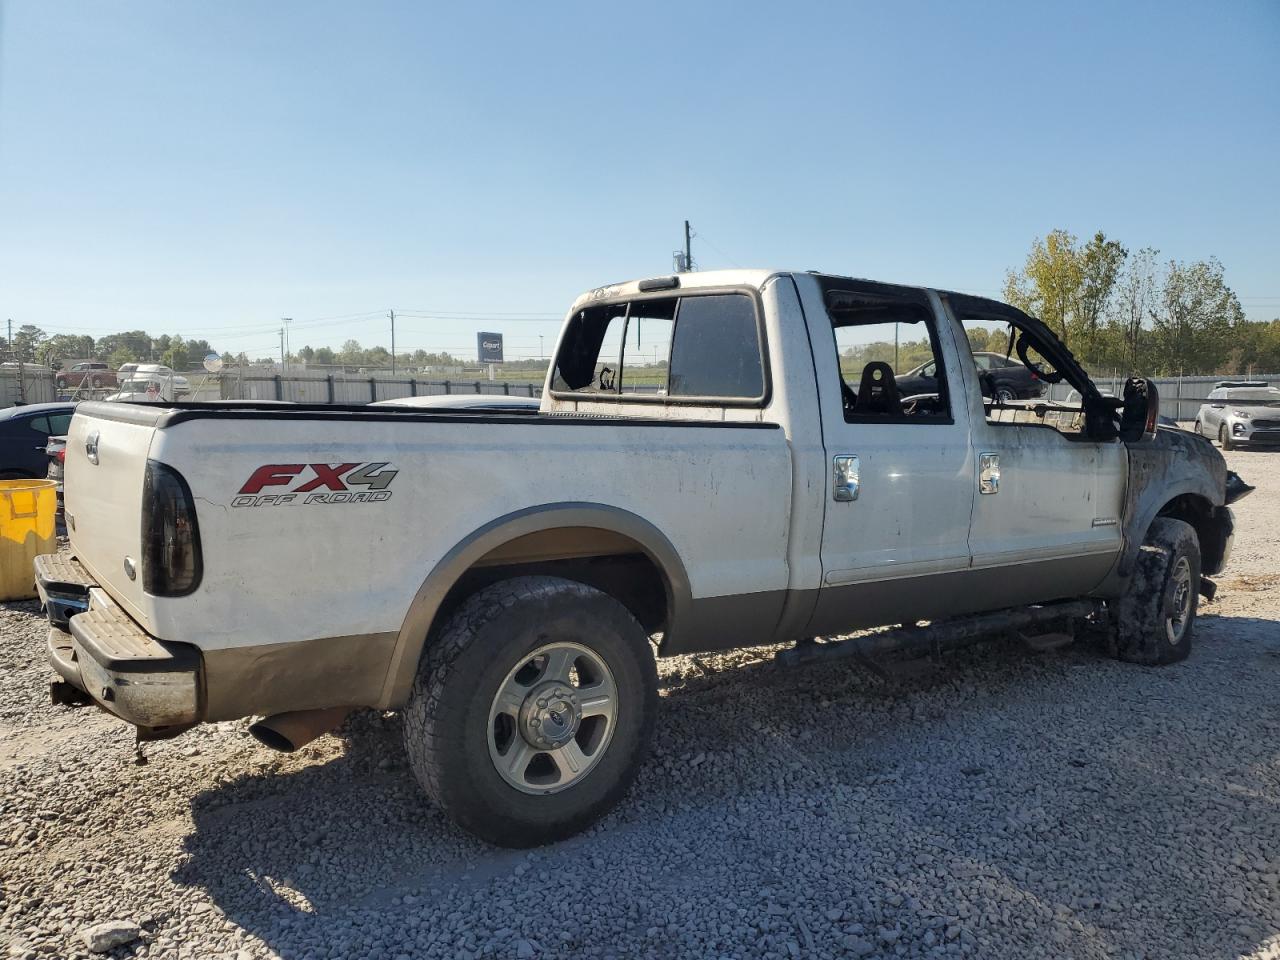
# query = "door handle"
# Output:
<box><xmin>833</xmin><ymin>455</ymin><xmax>859</xmax><ymax>502</ymax></box>
<box><xmin>979</xmin><ymin>452</ymin><xmax>1000</xmax><ymax>495</ymax></box>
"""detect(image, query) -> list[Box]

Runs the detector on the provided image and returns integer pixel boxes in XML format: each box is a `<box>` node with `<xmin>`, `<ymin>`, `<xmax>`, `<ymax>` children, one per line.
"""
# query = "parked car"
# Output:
<box><xmin>896</xmin><ymin>350</ymin><xmax>1046</xmax><ymax>401</ymax></box>
<box><xmin>371</xmin><ymin>394</ymin><xmax>540</xmax><ymax>411</ymax></box>
<box><xmin>41</xmin><ymin>269</ymin><xmax>1238</xmax><ymax>848</ymax></box>
<box><xmin>0</xmin><ymin>402</ymin><xmax>75</xmax><ymax>479</ymax></box>
<box><xmin>1194</xmin><ymin>386</ymin><xmax>1280</xmax><ymax>449</ymax></box>
<box><xmin>54</xmin><ymin>362</ymin><xmax>117</xmax><ymax>392</ymax></box>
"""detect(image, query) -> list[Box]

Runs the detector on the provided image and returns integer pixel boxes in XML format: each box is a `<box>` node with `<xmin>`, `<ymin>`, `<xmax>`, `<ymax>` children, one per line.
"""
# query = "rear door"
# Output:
<box><xmin>796</xmin><ymin>277</ymin><xmax>977</xmax><ymax>636</ymax></box>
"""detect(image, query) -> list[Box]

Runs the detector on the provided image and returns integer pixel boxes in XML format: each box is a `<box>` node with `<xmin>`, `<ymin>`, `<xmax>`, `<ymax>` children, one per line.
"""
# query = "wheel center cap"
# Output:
<box><xmin>519</xmin><ymin>682</ymin><xmax>583</xmax><ymax>749</ymax></box>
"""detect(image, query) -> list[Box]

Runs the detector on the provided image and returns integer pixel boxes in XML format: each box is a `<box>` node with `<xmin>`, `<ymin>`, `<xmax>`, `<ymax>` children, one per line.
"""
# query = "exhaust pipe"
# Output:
<box><xmin>249</xmin><ymin>706</ymin><xmax>351</xmax><ymax>752</ymax></box>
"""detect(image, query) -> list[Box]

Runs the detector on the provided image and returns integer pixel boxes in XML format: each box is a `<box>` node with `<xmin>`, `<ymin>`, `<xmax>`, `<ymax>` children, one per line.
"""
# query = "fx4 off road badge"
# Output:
<box><xmin>232</xmin><ymin>462</ymin><xmax>397</xmax><ymax>508</ymax></box>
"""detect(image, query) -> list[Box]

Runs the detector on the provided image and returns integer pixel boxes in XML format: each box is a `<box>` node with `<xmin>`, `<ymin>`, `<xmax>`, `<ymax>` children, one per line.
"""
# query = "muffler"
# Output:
<box><xmin>248</xmin><ymin>706</ymin><xmax>351</xmax><ymax>752</ymax></box>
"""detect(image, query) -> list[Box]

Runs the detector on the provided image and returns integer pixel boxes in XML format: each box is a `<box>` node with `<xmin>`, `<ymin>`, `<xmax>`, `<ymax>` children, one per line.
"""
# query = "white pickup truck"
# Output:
<box><xmin>38</xmin><ymin>269</ymin><xmax>1245</xmax><ymax>847</ymax></box>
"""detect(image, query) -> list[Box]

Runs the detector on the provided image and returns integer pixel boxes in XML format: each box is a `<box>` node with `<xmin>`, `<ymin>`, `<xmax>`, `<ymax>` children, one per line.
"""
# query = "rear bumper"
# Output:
<box><xmin>36</xmin><ymin>555</ymin><xmax>203</xmax><ymax>732</ymax></box>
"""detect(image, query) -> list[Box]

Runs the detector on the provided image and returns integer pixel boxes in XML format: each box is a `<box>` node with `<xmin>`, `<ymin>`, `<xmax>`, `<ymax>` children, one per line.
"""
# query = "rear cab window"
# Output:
<box><xmin>551</xmin><ymin>292</ymin><xmax>766</xmax><ymax>403</ymax></box>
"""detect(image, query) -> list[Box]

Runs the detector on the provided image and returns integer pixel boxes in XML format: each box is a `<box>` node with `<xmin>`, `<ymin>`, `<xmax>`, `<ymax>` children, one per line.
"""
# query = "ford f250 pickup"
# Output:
<box><xmin>37</xmin><ymin>269</ymin><xmax>1244</xmax><ymax>847</ymax></box>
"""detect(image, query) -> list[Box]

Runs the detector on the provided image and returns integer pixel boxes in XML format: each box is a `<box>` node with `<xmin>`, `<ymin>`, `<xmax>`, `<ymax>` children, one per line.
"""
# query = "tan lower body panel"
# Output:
<box><xmin>201</xmin><ymin>632</ymin><xmax>398</xmax><ymax>722</ymax></box>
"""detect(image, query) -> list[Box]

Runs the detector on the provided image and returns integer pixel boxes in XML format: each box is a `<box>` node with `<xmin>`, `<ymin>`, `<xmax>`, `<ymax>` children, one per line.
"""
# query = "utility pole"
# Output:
<box><xmin>684</xmin><ymin>220</ymin><xmax>693</xmax><ymax>272</ymax></box>
<box><xmin>539</xmin><ymin>334</ymin><xmax>544</xmax><ymax>359</ymax></box>
<box><xmin>282</xmin><ymin>318</ymin><xmax>292</xmax><ymax>370</ymax></box>
<box><xmin>279</xmin><ymin>327</ymin><xmax>285</xmax><ymax>371</ymax></box>
<box><xmin>390</xmin><ymin>309</ymin><xmax>396</xmax><ymax>376</ymax></box>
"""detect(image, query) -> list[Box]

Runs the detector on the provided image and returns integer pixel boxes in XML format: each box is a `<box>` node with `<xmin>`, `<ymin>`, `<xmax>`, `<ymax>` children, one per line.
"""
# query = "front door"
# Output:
<box><xmin>942</xmin><ymin>297</ymin><xmax>1126</xmax><ymax>605</ymax></box>
<box><xmin>797</xmin><ymin>278</ymin><xmax>977</xmax><ymax>637</ymax></box>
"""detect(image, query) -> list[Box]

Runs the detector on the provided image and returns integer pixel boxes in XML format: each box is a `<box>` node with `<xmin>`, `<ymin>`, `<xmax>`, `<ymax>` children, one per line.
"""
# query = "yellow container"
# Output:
<box><xmin>0</xmin><ymin>479</ymin><xmax>58</xmax><ymax>602</ymax></box>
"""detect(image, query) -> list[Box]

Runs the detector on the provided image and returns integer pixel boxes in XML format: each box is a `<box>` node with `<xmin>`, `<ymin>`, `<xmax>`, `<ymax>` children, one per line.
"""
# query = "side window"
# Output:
<box><xmin>26</xmin><ymin>416</ymin><xmax>50</xmax><ymax>435</ymax></box>
<box><xmin>551</xmin><ymin>293</ymin><xmax>765</xmax><ymax>401</ymax></box>
<box><xmin>48</xmin><ymin>414</ymin><xmax>73</xmax><ymax>435</ymax></box>
<box><xmin>953</xmin><ymin>308</ymin><xmax>1082</xmax><ymax>435</ymax></box>
<box><xmin>551</xmin><ymin>304</ymin><xmax>628</xmax><ymax>393</ymax></box>
<box><xmin>827</xmin><ymin>291</ymin><xmax>951</xmax><ymax>422</ymax></box>
<box><xmin>621</xmin><ymin>299</ymin><xmax>675</xmax><ymax>394</ymax></box>
<box><xmin>668</xmin><ymin>294</ymin><xmax>764</xmax><ymax>398</ymax></box>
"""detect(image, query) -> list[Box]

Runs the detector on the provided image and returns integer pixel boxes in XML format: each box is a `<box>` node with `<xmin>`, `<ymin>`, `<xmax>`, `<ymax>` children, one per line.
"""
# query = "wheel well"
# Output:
<box><xmin>1156</xmin><ymin>493</ymin><xmax>1228</xmax><ymax>573</ymax></box>
<box><xmin>433</xmin><ymin>527</ymin><xmax>671</xmax><ymax>647</ymax></box>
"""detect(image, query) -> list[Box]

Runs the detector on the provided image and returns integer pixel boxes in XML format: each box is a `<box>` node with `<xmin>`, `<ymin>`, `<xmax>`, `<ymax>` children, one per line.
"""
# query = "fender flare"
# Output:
<box><xmin>376</xmin><ymin>502</ymin><xmax>692</xmax><ymax>707</ymax></box>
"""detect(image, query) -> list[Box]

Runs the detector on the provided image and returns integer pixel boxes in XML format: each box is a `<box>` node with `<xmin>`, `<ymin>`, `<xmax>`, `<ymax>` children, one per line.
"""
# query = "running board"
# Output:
<box><xmin>776</xmin><ymin>599</ymin><xmax>1104</xmax><ymax>668</ymax></box>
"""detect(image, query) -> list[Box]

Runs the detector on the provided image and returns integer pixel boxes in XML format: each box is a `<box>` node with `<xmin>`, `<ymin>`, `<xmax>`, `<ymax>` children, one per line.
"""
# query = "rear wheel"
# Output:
<box><xmin>1108</xmin><ymin>517</ymin><xmax>1200</xmax><ymax>665</ymax></box>
<box><xmin>995</xmin><ymin>384</ymin><xmax>1017</xmax><ymax>402</ymax></box>
<box><xmin>1219</xmin><ymin>423</ymin><xmax>1234</xmax><ymax>451</ymax></box>
<box><xmin>402</xmin><ymin>575</ymin><xmax>657</xmax><ymax>847</ymax></box>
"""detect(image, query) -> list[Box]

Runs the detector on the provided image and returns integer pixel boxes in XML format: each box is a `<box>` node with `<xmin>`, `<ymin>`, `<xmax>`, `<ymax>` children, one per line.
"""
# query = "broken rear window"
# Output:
<box><xmin>551</xmin><ymin>293</ymin><xmax>765</xmax><ymax>401</ymax></box>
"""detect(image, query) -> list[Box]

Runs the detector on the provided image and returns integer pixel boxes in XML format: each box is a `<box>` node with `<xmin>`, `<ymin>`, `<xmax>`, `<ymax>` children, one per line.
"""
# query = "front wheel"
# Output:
<box><xmin>1219</xmin><ymin>423</ymin><xmax>1234</xmax><ymax>451</ymax></box>
<box><xmin>402</xmin><ymin>575</ymin><xmax>657</xmax><ymax>847</ymax></box>
<box><xmin>995</xmin><ymin>384</ymin><xmax>1017</xmax><ymax>402</ymax></box>
<box><xmin>1108</xmin><ymin>517</ymin><xmax>1200</xmax><ymax>665</ymax></box>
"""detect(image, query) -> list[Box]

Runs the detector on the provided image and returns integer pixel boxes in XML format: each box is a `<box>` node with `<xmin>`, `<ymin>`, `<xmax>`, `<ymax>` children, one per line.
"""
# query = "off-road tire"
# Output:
<box><xmin>1108</xmin><ymin>518</ymin><xmax>1200</xmax><ymax>665</ymax></box>
<box><xmin>1219</xmin><ymin>423</ymin><xmax>1234</xmax><ymax>451</ymax></box>
<box><xmin>402</xmin><ymin>575</ymin><xmax>657</xmax><ymax>847</ymax></box>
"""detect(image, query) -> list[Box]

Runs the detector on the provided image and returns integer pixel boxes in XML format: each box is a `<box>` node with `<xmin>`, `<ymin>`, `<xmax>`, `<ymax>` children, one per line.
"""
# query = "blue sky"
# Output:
<box><xmin>1</xmin><ymin>0</ymin><xmax>1277</xmax><ymax>361</ymax></box>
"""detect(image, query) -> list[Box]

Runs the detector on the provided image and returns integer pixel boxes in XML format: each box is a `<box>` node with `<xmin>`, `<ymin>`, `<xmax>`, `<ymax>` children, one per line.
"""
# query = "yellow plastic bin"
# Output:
<box><xmin>0</xmin><ymin>479</ymin><xmax>58</xmax><ymax>602</ymax></box>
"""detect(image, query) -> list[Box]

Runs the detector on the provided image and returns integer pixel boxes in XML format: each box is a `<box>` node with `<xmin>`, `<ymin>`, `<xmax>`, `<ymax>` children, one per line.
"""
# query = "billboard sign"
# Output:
<box><xmin>477</xmin><ymin>332</ymin><xmax>504</xmax><ymax>364</ymax></box>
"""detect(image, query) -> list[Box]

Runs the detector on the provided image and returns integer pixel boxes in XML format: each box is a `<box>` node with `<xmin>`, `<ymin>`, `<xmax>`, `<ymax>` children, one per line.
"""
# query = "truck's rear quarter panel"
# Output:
<box><xmin>73</xmin><ymin>406</ymin><xmax>793</xmax><ymax>717</ymax></box>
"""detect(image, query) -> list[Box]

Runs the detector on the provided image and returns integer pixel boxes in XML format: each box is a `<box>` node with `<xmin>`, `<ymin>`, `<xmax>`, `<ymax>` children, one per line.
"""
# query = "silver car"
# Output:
<box><xmin>1194</xmin><ymin>386</ymin><xmax>1280</xmax><ymax>449</ymax></box>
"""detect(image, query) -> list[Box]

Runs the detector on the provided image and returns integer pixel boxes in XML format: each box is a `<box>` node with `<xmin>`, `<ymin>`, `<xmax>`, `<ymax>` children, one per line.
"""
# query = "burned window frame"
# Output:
<box><xmin>549</xmin><ymin>285</ymin><xmax>772</xmax><ymax>407</ymax></box>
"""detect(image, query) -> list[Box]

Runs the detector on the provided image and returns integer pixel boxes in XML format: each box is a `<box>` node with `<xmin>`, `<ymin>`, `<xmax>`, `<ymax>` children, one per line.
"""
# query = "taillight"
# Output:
<box><xmin>53</xmin><ymin>449</ymin><xmax>65</xmax><ymax>463</ymax></box>
<box><xmin>142</xmin><ymin>460</ymin><xmax>202</xmax><ymax>596</ymax></box>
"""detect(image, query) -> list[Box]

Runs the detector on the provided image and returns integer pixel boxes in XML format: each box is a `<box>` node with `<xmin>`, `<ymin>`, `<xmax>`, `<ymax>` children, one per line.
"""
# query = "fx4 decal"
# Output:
<box><xmin>232</xmin><ymin>462</ymin><xmax>397</xmax><ymax>507</ymax></box>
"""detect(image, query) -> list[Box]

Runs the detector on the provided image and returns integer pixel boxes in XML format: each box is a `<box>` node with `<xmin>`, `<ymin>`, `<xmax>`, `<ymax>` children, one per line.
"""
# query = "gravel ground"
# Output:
<box><xmin>2</xmin><ymin>449</ymin><xmax>1279</xmax><ymax>960</ymax></box>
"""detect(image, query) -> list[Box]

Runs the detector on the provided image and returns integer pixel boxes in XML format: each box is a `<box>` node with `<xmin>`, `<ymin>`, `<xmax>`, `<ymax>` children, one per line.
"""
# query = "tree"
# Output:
<box><xmin>1004</xmin><ymin>229</ymin><xmax>1083</xmax><ymax>343</ymax></box>
<box><xmin>297</xmin><ymin>345</ymin><xmax>315</xmax><ymax>363</ymax></box>
<box><xmin>338</xmin><ymin>339</ymin><xmax>364</xmax><ymax>364</ymax></box>
<box><xmin>108</xmin><ymin>346</ymin><xmax>135</xmax><ymax>369</ymax></box>
<box><xmin>185</xmin><ymin>339</ymin><xmax>215</xmax><ymax>362</ymax></box>
<box><xmin>314</xmin><ymin>346</ymin><xmax>336</xmax><ymax>365</ymax></box>
<box><xmin>39</xmin><ymin>334</ymin><xmax>96</xmax><ymax>366</ymax></box>
<box><xmin>8</xmin><ymin>324</ymin><xmax>47</xmax><ymax>363</ymax></box>
<box><xmin>1148</xmin><ymin>258</ymin><xmax>1243</xmax><ymax>376</ymax></box>
<box><xmin>162</xmin><ymin>336</ymin><xmax>189</xmax><ymax>372</ymax></box>
<box><xmin>1106</xmin><ymin>248</ymin><xmax>1159</xmax><ymax>373</ymax></box>
<box><xmin>1074</xmin><ymin>232</ymin><xmax>1127</xmax><ymax>360</ymax></box>
<box><xmin>96</xmin><ymin>331</ymin><xmax>152</xmax><ymax>362</ymax></box>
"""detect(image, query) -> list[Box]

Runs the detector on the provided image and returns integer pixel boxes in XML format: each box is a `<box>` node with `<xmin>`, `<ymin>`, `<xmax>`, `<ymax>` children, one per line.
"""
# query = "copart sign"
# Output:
<box><xmin>232</xmin><ymin>462</ymin><xmax>397</xmax><ymax>508</ymax></box>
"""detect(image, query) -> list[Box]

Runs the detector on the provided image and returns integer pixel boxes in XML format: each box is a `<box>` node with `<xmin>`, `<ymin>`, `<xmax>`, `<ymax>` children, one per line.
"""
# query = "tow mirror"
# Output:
<box><xmin>1119</xmin><ymin>377</ymin><xmax>1160</xmax><ymax>442</ymax></box>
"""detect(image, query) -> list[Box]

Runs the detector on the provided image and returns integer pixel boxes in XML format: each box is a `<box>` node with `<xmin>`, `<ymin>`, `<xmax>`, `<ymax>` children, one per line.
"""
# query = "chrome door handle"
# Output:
<box><xmin>979</xmin><ymin>452</ymin><xmax>1000</xmax><ymax>494</ymax></box>
<box><xmin>833</xmin><ymin>455</ymin><xmax>859</xmax><ymax>501</ymax></box>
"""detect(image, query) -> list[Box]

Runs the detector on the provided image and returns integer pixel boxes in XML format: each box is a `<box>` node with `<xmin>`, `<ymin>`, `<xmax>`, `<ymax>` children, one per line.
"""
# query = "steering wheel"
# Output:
<box><xmin>1016</xmin><ymin>335</ymin><xmax>1063</xmax><ymax>384</ymax></box>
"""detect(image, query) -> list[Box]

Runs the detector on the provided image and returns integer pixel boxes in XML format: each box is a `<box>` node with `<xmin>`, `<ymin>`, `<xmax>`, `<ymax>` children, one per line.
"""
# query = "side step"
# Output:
<box><xmin>776</xmin><ymin>599</ymin><xmax>1104</xmax><ymax>668</ymax></box>
<box><xmin>34</xmin><ymin>554</ymin><xmax>97</xmax><ymax>628</ymax></box>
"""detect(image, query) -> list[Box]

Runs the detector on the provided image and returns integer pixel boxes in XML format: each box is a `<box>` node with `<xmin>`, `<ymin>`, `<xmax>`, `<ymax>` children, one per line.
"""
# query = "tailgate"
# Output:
<box><xmin>64</xmin><ymin>405</ymin><xmax>157</xmax><ymax>627</ymax></box>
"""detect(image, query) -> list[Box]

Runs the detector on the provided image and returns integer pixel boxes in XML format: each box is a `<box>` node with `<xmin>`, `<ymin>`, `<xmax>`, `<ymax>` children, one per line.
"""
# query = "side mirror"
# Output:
<box><xmin>1119</xmin><ymin>377</ymin><xmax>1160</xmax><ymax>442</ymax></box>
